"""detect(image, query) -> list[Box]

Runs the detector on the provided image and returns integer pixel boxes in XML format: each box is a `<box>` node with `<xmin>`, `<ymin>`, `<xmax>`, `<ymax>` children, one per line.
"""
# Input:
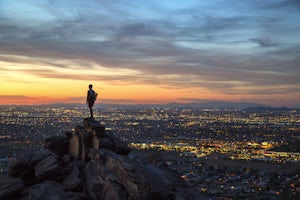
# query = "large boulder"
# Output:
<box><xmin>68</xmin><ymin>119</ymin><xmax>131</xmax><ymax>162</ymax></box>
<box><xmin>83</xmin><ymin>160</ymin><xmax>105</xmax><ymax>199</ymax></box>
<box><xmin>83</xmin><ymin>118</ymin><xmax>105</xmax><ymax>136</ymax></box>
<box><xmin>106</xmin><ymin>134</ymin><xmax>131</xmax><ymax>155</ymax></box>
<box><xmin>8</xmin><ymin>151</ymin><xmax>32</xmax><ymax>178</ymax></box>
<box><xmin>44</xmin><ymin>135</ymin><xmax>69</xmax><ymax>156</ymax></box>
<box><xmin>62</xmin><ymin>167</ymin><xmax>82</xmax><ymax>191</ymax></box>
<box><xmin>8</xmin><ymin>149</ymin><xmax>58</xmax><ymax>186</ymax></box>
<box><xmin>69</xmin><ymin>126</ymin><xmax>94</xmax><ymax>161</ymax></box>
<box><xmin>0</xmin><ymin>177</ymin><xmax>24</xmax><ymax>200</ymax></box>
<box><xmin>84</xmin><ymin>160</ymin><xmax>127</xmax><ymax>200</ymax></box>
<box><xmin>21</xmin><ymin>181</ymin><xmax>67</xmax><ymax>200</ymax></box>
<box><xmin>65</xmin><ymin>192</ymin><xmax>89</xmax><ymax>200</ymax></box>
<box><xmin>34</xmin><ymin>152</ymin><xmax>63</xmax><ymax>181</ymax></box>
<box><xmin>90</xmin><ymin>149</ymin><xmax>178</xmax><ymax>200</ymax></box>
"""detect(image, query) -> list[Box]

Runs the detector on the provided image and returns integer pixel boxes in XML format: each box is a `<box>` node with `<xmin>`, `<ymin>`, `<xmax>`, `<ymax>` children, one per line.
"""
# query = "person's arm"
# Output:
<box><xmin>86</xmin><ymin>91</ymin><xmax>89</xmax><ymax>104</ymax></box>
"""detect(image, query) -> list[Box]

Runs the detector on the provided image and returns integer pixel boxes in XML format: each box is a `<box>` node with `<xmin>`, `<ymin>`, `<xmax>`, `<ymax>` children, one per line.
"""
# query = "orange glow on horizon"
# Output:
<box><xmin>1</xmin><ymin>59</ymin><xmax>299</xmax><ymax>107</ymax></box>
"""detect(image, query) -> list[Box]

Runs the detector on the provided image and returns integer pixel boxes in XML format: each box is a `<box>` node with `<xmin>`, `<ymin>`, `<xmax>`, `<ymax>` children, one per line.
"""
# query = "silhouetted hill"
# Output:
<box><xmin>244</xmin><ymin>106</ymin><xmax>294</xmax><ymax>113</ymax></box>
<box><xmin>165</xmin><ymin>101</ymin><xmax>261</xmax><ymax>110</ymax></box>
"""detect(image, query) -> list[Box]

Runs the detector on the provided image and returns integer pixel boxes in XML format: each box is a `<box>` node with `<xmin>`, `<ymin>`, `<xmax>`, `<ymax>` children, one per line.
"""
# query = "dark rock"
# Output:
<box><xmin>69</xmin><ymin>131</ymin><xmax>80</xmax><ymax>160</ymax></box>
<box><xmin>83</xmin><ymin>161</ymin><xmax>104</xmax><ymax>199</ymax></box>
<box><xmin>8</xmin><ymin>151</ymin><xmax>31</xmax><ymax>177</ymax></box>
<box><xmin>69</xmin><ymin>118</ymin><xmax>130</xmax><ymax>161</ymax></box>
<box><xmin>66</xmin><ymin>192</ymin><xmax>89</xmax><ymax>200</ymax></box>
<box><xmin>22</xmin><ymin>181</ymin><xmax>66</xmax><ymax>200</ymax></box>
<box><xmin>31</xmin><ymin>149</ymin><xmax>54</xmax><ymax>164</ymax></box>
<box><xmin>98</xmin><ymin>137</ymin><xmax>114</xmax><ymax>150</ymax></box>
<box><xmin>8</xmin><ymin>149</ymin><xmax>57</xmax><ymax>186</ymax></box>
<box><xmin>94</xmin><ymin>133</ymin><xmax>131</xmax><ymax>156</ymax></box>
<box><xmin>84</xmin><ymin>160</ymin><xmax>127</xmax><ymax>200</ymax></box>
<box><xmin>83</xmin><ymin>118</ymin><xmax>105</xmax><ymax>136</ymax></box>
<box><xmin>66</xmin><ymin>160</ymin><xmax>87</xmax><ymax>170</ymax></box>
<box><xmin>104</xmin><ymin>151</ymin><xmax>147</xmax><ymax>199</ymax></box>
<box><xmin>0</xmin><ymin>177</ymin><xmax>24</xmax><ymax>200</ymax></box>
<box><xmin>63</xmin><ymin>154</ymin><xmax>72</xmax><ymax>164</ymax></box>
<box><xmin>90</xmin><ymin>158</ymin><xmax>127</xmax><ymax>197</ymax></box>
<box><xmin>69</xmin><ymin>128</ymin><xmax>93</xmax><ymax>161</ymax></box>
<box><xmin>81</xmin><ymin>132</ymin><xmax>93</xmax><ymax>161</ymax></box>
<box><xmin>45</xmin><ymin>135</ymin><xmax>69</xmax><ymax>156</ymax></box>
<box><xmin>21</xmin><ymin>149</ymin><xmax>55</xmax><ymax>186</ymax></box>
<box><xmin>65</xmin><ymin>131</ymin><xmax>72</xmax><ymax>138</ymax></box>
<box><xmin>34</xmin><ymin>152</ymin><xmax>63</xmax><ymax>181</ymax></box>
<box><xmin>63</xmin><ymin>167</ymin><xmax>82</xmax><ymax>191</ymax></box>
<box><xmin>64</xmin><ymin>159</ymin><xmax>86</xmax><ymax>176</ymax></box>
<box><xmin>107</xmin><ymin>134</ymin><xmax>131</xmax><ymax>155</ymax></box>
<box><xmin>100</xmin><ymin>149</ymin><xmax>178</xmax><ymax>199</ymax></box>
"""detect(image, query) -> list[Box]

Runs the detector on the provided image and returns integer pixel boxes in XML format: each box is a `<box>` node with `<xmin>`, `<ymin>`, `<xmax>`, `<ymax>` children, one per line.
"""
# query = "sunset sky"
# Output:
<box><xmin>0</xmin><ymin>0</ymin><xmax>299</xmax><ymax>106</ymax></box>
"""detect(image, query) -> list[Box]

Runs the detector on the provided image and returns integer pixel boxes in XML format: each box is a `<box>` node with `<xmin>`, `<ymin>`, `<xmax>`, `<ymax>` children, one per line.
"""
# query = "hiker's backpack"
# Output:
<box><xmin>90</xmin><ymin>90</ymin><xmax>98</xmax><ymax>101</ymax></box>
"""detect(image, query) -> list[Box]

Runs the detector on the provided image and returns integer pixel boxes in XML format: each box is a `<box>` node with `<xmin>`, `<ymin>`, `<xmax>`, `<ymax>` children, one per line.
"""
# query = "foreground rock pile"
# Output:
<box><xmin>0</xmin><ymin>118</ymin><xmax>198</xmax><ymax>200</ymax></box>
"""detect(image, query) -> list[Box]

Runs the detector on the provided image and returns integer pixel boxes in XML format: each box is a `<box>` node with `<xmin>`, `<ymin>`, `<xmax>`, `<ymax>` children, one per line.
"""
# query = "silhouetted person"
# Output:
<box><xmin>86</xmin><ymin>84</ymin><xmax>98</xmax><ymax>120</ymax></box>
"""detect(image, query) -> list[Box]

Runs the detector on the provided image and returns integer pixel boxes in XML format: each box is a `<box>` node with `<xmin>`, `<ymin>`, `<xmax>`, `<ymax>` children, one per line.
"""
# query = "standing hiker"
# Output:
<box><xmin>86</xmin><ymin>84</ymin><xmax>98</xmax><ymax>120</ymax></box>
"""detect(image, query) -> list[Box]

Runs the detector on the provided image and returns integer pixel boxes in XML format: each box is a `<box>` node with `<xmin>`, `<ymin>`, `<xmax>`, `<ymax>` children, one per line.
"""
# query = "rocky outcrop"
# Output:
<box><xmin>0</xmin><ymin>178</ymin><xmax>23</xmax><ymax>200</ymax></box>
<box><xmin>0</xmin><ymin>118</ymin><xmax>199</xmax><ymax>200</ymax></box>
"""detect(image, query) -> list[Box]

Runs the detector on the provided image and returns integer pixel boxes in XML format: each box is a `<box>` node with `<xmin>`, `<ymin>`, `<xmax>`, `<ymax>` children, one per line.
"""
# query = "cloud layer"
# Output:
<box><xmin>0</xmin><ymin>0</ymin><xmax>300</xmax><ymax>105</ymax></box>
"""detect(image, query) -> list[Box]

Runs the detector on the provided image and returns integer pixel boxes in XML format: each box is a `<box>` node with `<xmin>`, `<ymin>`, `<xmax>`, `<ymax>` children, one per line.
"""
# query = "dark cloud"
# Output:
<box><xmin>250</xmin><ymin>38</ymin><xmax>277</xmax><ymax>47</ymax></box>
<box><xmin>257</xmin><ymin>0</ymin><xmax>300</xmax><ymax>10</ymax></box>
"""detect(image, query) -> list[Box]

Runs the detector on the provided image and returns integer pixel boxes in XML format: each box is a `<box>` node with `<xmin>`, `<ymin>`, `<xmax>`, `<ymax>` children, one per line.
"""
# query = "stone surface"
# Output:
<box><xmin>83</xmin><ymin>118</ymin><xmax>105</xmax><ymax>136</ymax></box>
<box><xmin>83</xmin><ymin>161</ymin><xmax>104</xmax><ymax>200</ymax></box>
<box><xmin>44</xmin><ymin>135</ymin><xmax>69</xmax><ymax>156</ymax></box>
<box><xmin>84</xmin><ymin>160</ymin><xmax>127</xmax><ymax>200</ymax></box>
<box><xmin>22</xmin><ymin>181</ymin><xmax>67</xmax><ymax>200</ymax></box>
<box><xmin>66</xmin><ymin>192</ymin><xmax>89</xmax><ymax>200</ymax></box>
<box><xmin>62</xmin><ymin>167</ymin><xmax>82</xmax><ymax>191</ymax></box>
<box><xmin>106</xmin><ymin>134</ymin><xmax>131</xmax><ymax>155</ymax></box>
<box><xmin>98</xmin><ymin>137</ymin><xmax>114</xmax><ymax>150</ymax></box>
<box><xmin>34</xmin><ymin>152</ymin><xmax>63</xmax><ymax>181</ymax></box>
<box><xmin>93</xmin><ymin>148</ymin><xmax>179</xmax><ymax>200</ymax></box>
<box><xmin>69</xmin><ymin>131</ymin><xmax>80</xmax><ymax>160</ymax></box>
<box><xmin>8</xmin><ymin>151</ymin><xmax>31</xmax><ymax>178</ymax></box>
<box><xmin>67</xmin><ymin>118</ymin><xmax>131</xmax><ymax>162</ymax></box>
<box><xmin>63</xmin><ymin>154</ymin><xmax>72</xmax><ymax>164</ymax></box>
<box><xmin>0</xmin><ymin>177</ymin><xmax>23</xmax><ymax>199</ymax></box>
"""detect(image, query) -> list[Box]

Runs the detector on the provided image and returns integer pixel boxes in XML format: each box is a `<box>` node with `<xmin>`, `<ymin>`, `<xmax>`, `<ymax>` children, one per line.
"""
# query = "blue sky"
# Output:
<box><xmin>0</xmin><ymin>0</ymin><xmax>300</xmax><ymax>106</ymax></box>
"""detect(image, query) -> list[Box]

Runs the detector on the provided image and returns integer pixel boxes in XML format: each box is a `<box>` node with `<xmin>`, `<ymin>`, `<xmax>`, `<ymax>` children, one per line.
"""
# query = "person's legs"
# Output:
<box><xmin>89</xmin><ymin>107</ymin><xmax>94</xmax><ymax>119</ymax></box>
<box><xmin>88</xmin><ymin>101</ymin><xmax>95</xmax><ymax>119</ymax></box>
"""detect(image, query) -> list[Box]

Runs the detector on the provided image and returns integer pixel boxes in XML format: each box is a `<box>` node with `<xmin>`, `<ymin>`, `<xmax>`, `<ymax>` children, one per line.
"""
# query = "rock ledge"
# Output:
<box><xmin>0</xmin><ymin>118</ymin><xmax>199</xmax><ymax>200</ymax></box>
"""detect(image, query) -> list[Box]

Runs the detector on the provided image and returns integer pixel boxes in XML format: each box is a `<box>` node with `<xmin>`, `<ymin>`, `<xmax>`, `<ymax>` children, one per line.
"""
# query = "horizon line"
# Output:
<box><xmin>0</xmin><ymin>101</ymin><xmax>298</xmax><ymax>108</ymax></box>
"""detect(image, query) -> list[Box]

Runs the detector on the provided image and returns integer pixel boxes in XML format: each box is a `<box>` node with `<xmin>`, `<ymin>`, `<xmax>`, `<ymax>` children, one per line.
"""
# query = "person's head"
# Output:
<box><xmin>89</xmin><ymin>84</ymin><xmax>93</xmax><ymax>89</ymax></box>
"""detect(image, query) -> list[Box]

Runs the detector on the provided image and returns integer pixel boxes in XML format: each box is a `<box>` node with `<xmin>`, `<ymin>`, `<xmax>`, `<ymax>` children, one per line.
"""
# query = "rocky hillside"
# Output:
<box><xmin>0</xmin><ymin>118</ymin><xmax>199</xmax><ymax>200</ymax></box>
<box><xmin>271</xmin><ymin>140</ymin><xmax>300</xmax><ymax>153</ymax></box>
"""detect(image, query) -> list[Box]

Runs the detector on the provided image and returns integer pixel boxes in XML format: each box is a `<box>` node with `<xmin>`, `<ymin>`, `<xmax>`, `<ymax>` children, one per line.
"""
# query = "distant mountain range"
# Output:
<box><xmin>163</xmin><ymin>101</ymin><xmax>262</xmax><ymax>110</ymax></box>
<box><xmin>244</xmin><ymin>106</ymin><xmax>296</xmax><ymax>112</ymax></box>
<box><xmin>93</xmin><ymin>101</ymin><xmax>298</xmax><ymax>111</ymax></box>
<box><xmin>3</xmin><ymin>101</ymin><xmax>299</xmax><ymax>111</ymax></box>
<box><xmin>59</xmin><ymin>101</ymin><xmax>261</xmax><ymax>110</ymax></box>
